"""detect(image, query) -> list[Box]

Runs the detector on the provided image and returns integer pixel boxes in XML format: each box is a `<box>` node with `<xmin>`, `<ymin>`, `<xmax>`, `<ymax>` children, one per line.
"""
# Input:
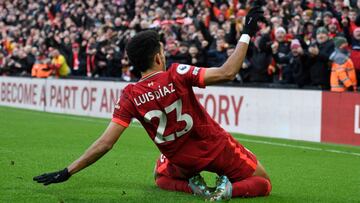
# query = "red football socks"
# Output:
<box><xmin>232</xmin><ymin>176</ymin><xmax>272</xmax><ymax>197</ymax></box>
<box><xmin>155</xmin><ymin>175</ymin><xmax>272</xmax><ymax>198</ymax></box>
<box><xmin>155</xmin><ymin>176</ymin><xmax>192</xmax><ymax>194</ymax></box>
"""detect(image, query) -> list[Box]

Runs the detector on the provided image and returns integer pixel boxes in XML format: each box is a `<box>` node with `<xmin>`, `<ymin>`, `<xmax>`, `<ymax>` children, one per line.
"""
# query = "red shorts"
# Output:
<box><xmin>203</xmin><ymin>136</ymin><xmax>258</xmax><ymax>182</ymax></box>
<box><xmin>154</xmin><ymin>136</ymin><xmax>257</xmax><ymax>182</ymax></box>
<box><xmin>154</xmin><ymin>154</ymin><xmax>192</xmax><ymax>180</ymax></box>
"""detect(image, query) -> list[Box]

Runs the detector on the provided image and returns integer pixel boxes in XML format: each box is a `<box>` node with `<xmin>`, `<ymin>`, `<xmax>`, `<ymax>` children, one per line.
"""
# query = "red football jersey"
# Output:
<box><xmin>112</xmin><ymin>63</ymin><xmax>230</xmax><ymax>171</ymax></box>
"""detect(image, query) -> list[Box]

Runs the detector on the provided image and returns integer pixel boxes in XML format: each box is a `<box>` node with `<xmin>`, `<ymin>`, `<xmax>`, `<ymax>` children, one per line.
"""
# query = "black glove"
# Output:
<box><xmin>242</xmin><ymin>7</ymin><xmax>264</xmax><ymax>37</ymax></box>
<box><xmin>33</xmin><ymin>168</ymin><xmax>71</xmax><ymax>186</ymax></box>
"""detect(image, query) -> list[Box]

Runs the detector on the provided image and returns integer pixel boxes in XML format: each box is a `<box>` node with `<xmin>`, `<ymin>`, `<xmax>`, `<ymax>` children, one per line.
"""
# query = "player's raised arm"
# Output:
<box><xmin>33</xmin><ymin>122</ymin><xmax>126</xmax><ymax>186</ymax></box>
<box><xmin>203</xmin><ymin>7</ymin><xmax>264</xmax><ymax>86</ymax></box>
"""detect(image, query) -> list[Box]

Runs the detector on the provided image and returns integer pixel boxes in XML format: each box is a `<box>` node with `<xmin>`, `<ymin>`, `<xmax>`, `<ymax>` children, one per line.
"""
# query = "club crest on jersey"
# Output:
<box><xmin>176</xmin><ymin>64</ymin><xmax>190</xmax><ymax>75</ymax></box>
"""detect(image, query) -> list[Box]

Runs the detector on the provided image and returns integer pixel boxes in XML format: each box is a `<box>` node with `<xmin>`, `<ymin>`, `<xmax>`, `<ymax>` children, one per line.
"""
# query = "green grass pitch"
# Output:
<box><xmin>1</xmin><ymin>105</ymin><xmax>360</xmax><ymax>203</ymax></box>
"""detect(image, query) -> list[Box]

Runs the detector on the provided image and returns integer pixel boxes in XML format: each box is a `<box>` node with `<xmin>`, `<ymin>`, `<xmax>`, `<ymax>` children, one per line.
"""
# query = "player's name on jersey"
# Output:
<box><xmin>134</xmin><ymin>83</ymin><xmax>175</xmax><ymax>106</ymax></box>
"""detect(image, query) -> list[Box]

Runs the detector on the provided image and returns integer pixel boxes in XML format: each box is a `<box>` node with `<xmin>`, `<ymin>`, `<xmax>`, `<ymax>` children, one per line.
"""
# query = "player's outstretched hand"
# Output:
<box><xmin>242</xmin><ymin>6</ymin><xmax>264</xmax><ymax>37</ymax></box>
<box><xmin>33</xmin><ymin>168</ymin><xmax>71</xmax><ymax>186</ymax></box>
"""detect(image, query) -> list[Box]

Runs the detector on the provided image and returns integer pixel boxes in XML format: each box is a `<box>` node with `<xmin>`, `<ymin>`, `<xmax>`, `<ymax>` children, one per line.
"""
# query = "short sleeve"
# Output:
<box><xmin>170</xmin><ymin>63</ymin><xmax>206</xmax><ymax>88</ymax></box>
<box><xmin>112</xmin><ymin>88</ymin><xmax>135</xmax><ymax>127</ymax></box>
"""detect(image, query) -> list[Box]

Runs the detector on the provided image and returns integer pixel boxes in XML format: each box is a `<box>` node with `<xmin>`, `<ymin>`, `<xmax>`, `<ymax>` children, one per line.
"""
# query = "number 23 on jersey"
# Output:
<box><xmin>144</xmin><ymin>99</ymin><xmax>193</xmax><ymax>144</ymax></box>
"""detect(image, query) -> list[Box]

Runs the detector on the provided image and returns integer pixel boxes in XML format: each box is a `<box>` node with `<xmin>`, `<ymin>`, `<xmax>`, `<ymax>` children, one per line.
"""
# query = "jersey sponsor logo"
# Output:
<box><xmin>176</xmin><ymin>64</ymin><xmax>190</xmax><ymax>75</ymax></box>
<box><xmin>192</xmin><ymin>67</ymin><xmax>200</xmax><ymax>75</ymax></box>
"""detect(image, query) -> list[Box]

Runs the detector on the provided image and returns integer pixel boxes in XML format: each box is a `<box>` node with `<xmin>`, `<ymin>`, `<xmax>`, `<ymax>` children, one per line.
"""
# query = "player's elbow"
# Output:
<box><xmin>227</xmin><ymin>73</ymin><xmax>237</xmax><ymax>81</ymax></box>
<box><xmin>217</xmin><ymin>64</ymin><xmax>237</xmax><ymax>81</ymax></box>
<box><xmin>222</xmin><ymin>69</ymin><xmax>237</xmax><ymax>81</ymax></box>
<box><xmin>103</xmin><ymin>143</ymin><xmax>114</xmax><ymax>151</ymax></box>
<box><xmin>98</xmin><ymin>141</ymin><xmax>114</xmax><ymax>152</ymax></box>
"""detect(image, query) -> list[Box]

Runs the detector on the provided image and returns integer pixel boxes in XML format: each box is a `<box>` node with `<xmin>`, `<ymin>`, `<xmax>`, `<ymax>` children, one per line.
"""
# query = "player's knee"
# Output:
<box><xmin>253</xmin><ymin>161</ymin><xmax>270</xmax><ymax>181</ymax></box>
<box><xmin>263</xmin><ymin>178</ymin><xmax>272</xmax><ymax>196</ymax></box>
<box><xmin>252</xmin><ymin>176</ymin><xmax>272</xmax><ymax>196</ymax></box>
<box><xmin>253</xmin><ymin>162</ymin><xmax>272</xmax><ymax>196</ymax></box>
<box><xmin>155</xmin><ymin>176</ymin><xmax>167</xmax><ymax>190</ymax></box>
<box><xmin>155</xmin><ymin>176</ymin><xmax>161</xmax><ymax>187</ymax></box>
<box><xmin>259</xmin><ymin>170</ymin><xmax>271</xmax><ymax>182</ymax></box>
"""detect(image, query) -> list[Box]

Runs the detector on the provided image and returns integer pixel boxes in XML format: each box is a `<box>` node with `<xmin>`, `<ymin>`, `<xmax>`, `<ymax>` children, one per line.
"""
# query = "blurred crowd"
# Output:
<box><xmin>0</xmin><ymin>0</ymin><xmax>360</xmax><ymax>91</ymax></box>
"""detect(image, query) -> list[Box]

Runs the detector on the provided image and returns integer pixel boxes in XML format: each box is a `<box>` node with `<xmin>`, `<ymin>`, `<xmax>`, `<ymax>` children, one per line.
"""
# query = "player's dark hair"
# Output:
<box><xmin>126</xmin><ymin>30</ymin><xmax>161</xmax><ymax>72</ymax></box>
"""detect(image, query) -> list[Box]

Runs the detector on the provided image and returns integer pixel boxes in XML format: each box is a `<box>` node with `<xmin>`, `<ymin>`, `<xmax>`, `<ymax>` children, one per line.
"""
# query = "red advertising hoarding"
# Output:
<box><xmin>321</xmin><ymin>92</ymin><xmax>360</xmax><ymax>146</ymax></box>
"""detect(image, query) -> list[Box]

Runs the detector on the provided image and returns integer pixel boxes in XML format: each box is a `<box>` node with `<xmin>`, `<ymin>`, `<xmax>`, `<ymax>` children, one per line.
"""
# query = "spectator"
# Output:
<box><xmin>189</xmin><ymin>44</ymin><xmax>206</xmax><ymax>67</ymax></box>
<box><xmin>173</xmin><ymin>42</ymin><xmax>191</xmax><ymax>65</ymax></box>
<box><xmin>307</xmin><ymin>27</ymin><xmax>335</xmax><ymax>89</ymax></box>
<box><xmin>312</xmin><ymin>0</ymin><xmax>327</xmax><ymax>20</ymax></box>
<box><xmin>85</xmin><ymin>37</ymin><xmax>97</xmax><ymax>77</ymax></box>
<box><xmin>207</xmin><ymin>38</ymin><xmax>228</xmax><ymax>67</ymax></box>
<box><xmin>273</xmin><ymin>39</ymin><xmax>310</xmax><ymax>87</ymax></box>
<box><xmin>0</xmin><ymin>0</ymin><xmax>358</xmax><ymax>89</ymax></box>
<box><xmin>24</xmin><ymin>46</ymin><xmax>36</xmax><ymax>72</ymax></box>
<box><xmin>165</xmin><ymin>41</ymin><xmax>180</xmax><ymax>68</ymax></box>
<box><xmin>3</xmin><ymin>48</ymin><xmax>31</xmax><ymax>76</ymax></box>
<box><xmin>0</xmin><ymin>53</ymin><xmax>5</xmax><ymax>75</ymax></box>
<box><xmin>327</xmin><ymin>18</ymin><xmax>342</xmax><ymax>39</ymax></box>
<box><xmin>31</xmin><ymin>55</ymin><xmax>51</xmax><ymax>78</ymax></box>
<box><xmin>302</xmin><ymin>10</ymin><xmax>313</xmax><ymax>24</ymax></box>
<box><xmin>329</xmin><ymin>37</ymin><xmax>357</xmax><ymax>92</ymax></box>
<box><xmin>50</xmin><ymin>49</ymin><xmax>70</xmax><ymax>77</ymax></box>
<box><xmin>271</xmin><ymin>27</ymin><xmax>291</xmax><ymax>83</ymax></box>
<box><xmin>104</xmin><ymin>45</ymin><xmax>122</xmax><ymax>78</ymax></box>
<box><xmin>241</xmin><ymin>31</ymin><xmax>272</xmax><ymax>83</ymax></box>
<box><xmin>350</xmin><ymin>28</ymin><xmax>360</xmax><ymax>80</ymax></box>
<box><xmin>343</xmin><ymin>21</ymin><xmax>360</xmax><ymax>80</ymax></box>
<box><xmin>120</xmin><ymin>54</ymin><xmax>133</xmax><ymax>81</ymax></box>
<box><xmin>299</xmin><ymin>22</ymin><xmax>316</xmax><ymax>47</ymax></box>
<box><xmin>69</xmin><ymin>43</ymin><xmax>86</xmax><ymax>76</ymax></box>
<box><xmin>93</xmin><ymin>44</ymin><xmax>108</xmax><ymax>78</ymax></box>
<box><xmin>323</xmin><ymin>12</ymin><xmax>334</xmax><ymax>27</ymax></box>
<box><xmin>348</xmin><ymin>9</ymin><xmax>359</xmax><ymax>33</ymax></box>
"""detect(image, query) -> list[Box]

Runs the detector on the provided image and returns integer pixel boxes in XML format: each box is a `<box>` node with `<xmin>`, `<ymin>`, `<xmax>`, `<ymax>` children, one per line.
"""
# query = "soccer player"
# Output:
<box><xmin>34</xmin><ymin>7</ymin><xmax>271</xmax><ymax>201</ymax></box>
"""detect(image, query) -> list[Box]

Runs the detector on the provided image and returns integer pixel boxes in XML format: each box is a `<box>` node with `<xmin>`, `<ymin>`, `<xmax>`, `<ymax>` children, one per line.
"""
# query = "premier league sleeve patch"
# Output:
<box><xmin>192</xmin><ymin>67</ymin><xmax>200</xmax><ymax>76</ymax></box>
<box><xmin>176</xmin><ymin>64</ymin><xmax>191</xmax><ymax>75</ymax></box>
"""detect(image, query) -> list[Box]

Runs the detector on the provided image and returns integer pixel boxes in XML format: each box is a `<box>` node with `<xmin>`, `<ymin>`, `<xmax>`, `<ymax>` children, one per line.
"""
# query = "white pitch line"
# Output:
<box><xmin>324</xmin><ymin>149</ymin><xmax>360</xmax><ymax>156</ymax></box>
<box><xmin>56</xmin><ymin>115</ymin><xmax>108</xmax><ymax>124</ymax></box>
<box><xmin>235</xmin><ymin>137</ymin><xmax>360</xmax><ymax>157</ymax></box>
<box><xmin>236</xmin><ymin>138</ymin><xmax>322</xmax><ymax>151</ymax></box>
<box><xmin>0</xmin><ymin>107</ymin><xmax>109</xmax><ymax>124</ymax></box>
<box><xmin>94</xmin><ymin>122</ymin><xmax>360</xmax><ymax>157</ymax></box>
<box><xmin>6</xmin><ymin>108</ymin><xmax>359</xmax><ymax>157</ymax></box>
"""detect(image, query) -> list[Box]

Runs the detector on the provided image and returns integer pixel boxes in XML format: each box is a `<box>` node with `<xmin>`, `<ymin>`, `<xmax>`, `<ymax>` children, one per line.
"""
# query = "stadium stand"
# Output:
<box><xmin>0</xmin><ymin>0</ymin><xmax>359</xmax><ymax>91</ymax></box>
